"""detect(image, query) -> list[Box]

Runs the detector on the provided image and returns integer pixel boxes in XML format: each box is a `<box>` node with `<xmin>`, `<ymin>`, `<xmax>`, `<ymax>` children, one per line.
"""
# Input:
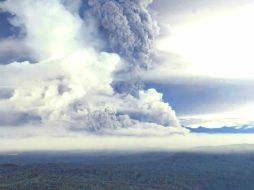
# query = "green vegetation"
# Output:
<box><xmin>1</xmin><ymin>152</ymin><xmax>254</xmax><ymax>190</ymax></box>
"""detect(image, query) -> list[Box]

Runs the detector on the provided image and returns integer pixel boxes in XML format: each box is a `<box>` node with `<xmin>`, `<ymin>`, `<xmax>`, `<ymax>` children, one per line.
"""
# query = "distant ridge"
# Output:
<box><xmin>186</xmin><ymin>125</ymin><xmax>254</xmax><ymax>134</ymax></box>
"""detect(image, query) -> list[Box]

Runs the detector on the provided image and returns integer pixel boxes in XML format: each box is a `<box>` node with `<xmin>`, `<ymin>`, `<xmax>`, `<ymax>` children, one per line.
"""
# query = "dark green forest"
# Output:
<box><xmin>1</xmin><ymin>150</ymin><xmax>254</xmax><ymax>190</ymax></box>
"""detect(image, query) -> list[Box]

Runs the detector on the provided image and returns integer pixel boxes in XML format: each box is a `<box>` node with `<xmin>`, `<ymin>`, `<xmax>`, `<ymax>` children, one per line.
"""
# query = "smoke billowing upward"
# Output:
<box><xmin>87</xmin><ymin>0</ymin><xmax>159</xmax><ymax>96</ymax></box>
<box><xmin>87</xmin><ymin>0</ymin><xmax>159</xmax><ymax>68</ymax></box>
<box><xmin>0</xmin><ymin>0</ymin><xmax>187</xmax><ymax>138</ymax></box>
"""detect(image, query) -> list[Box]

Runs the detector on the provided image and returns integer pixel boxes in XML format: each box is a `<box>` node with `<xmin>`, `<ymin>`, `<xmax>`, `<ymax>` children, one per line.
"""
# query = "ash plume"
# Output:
<box><xmin>87</xmin><ymin>0</ymin><xmax>159</xmax><ymax>68</ymax></box>
<box><xmin>0</xmin><ymin>0</ymin><xmax>187</xmax><ymax>137</ymax></box>
<box><xmin>87</xmin><ymin>0</ymin><xmax>159</xmax><ymax>95</ymax></box>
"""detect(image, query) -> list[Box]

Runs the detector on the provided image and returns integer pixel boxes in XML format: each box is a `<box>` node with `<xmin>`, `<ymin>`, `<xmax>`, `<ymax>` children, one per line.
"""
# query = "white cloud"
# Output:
<box><xmin>154</xmin><ymin>3</ymin><xmax>254</xmax><ymax>80</ymax></box>
<box><xmin>0</xmin><ymin>0</ymin><xmax>185</xmax><ymax>141</ymax></box>
<box><xmin>0</xmin><ymin>0</ymin><xmax>84</xmax><ymax>59</ymax></box>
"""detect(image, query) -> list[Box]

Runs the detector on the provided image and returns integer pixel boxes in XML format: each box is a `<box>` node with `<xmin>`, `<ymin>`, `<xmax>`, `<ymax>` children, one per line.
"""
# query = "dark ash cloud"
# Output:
<box><xmin>87</xmin><ymin>0</ymin><xmax>159</xmax><ymax>69</ymax></box>
<box><xmin>87</xmin><ymin>0</ymin><xmax>159</xmax><ymax>96</ymax></box>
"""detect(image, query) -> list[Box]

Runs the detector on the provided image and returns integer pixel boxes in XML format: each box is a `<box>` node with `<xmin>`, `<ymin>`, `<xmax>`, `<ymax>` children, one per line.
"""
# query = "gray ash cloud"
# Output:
<box><xmin>86</xmin><ymin>0</ymin><xmax>159</xmax><ymax>96</ymax></box>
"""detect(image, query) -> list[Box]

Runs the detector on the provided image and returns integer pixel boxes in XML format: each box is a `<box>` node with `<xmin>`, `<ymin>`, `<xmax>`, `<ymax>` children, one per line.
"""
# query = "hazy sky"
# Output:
<box><xmin>148</xmin><ymin>0</ymin><xmax>254</xmax><ymax>127</ymax></box>
<box><xmin>0</xmin><ymin>0</ymin><xmax>254</xmax><ymax>151</ymax></box>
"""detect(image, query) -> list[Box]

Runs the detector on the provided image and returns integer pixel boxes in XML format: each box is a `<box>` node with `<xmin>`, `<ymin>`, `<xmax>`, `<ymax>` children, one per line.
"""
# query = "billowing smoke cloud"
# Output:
<box><xmin>0</xmin><ymin>0</ymin><xmax>187</xmax><ymax>137</ymax></box>
<box><xmin>87</xmin><ymin>0</ymin><xmax>159</xmax><ymax>68</ymax></box>
<box><xmin>86</xmin><ymin>0</ymin><xmax>159</xmax><ymax>96</ymax></box>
